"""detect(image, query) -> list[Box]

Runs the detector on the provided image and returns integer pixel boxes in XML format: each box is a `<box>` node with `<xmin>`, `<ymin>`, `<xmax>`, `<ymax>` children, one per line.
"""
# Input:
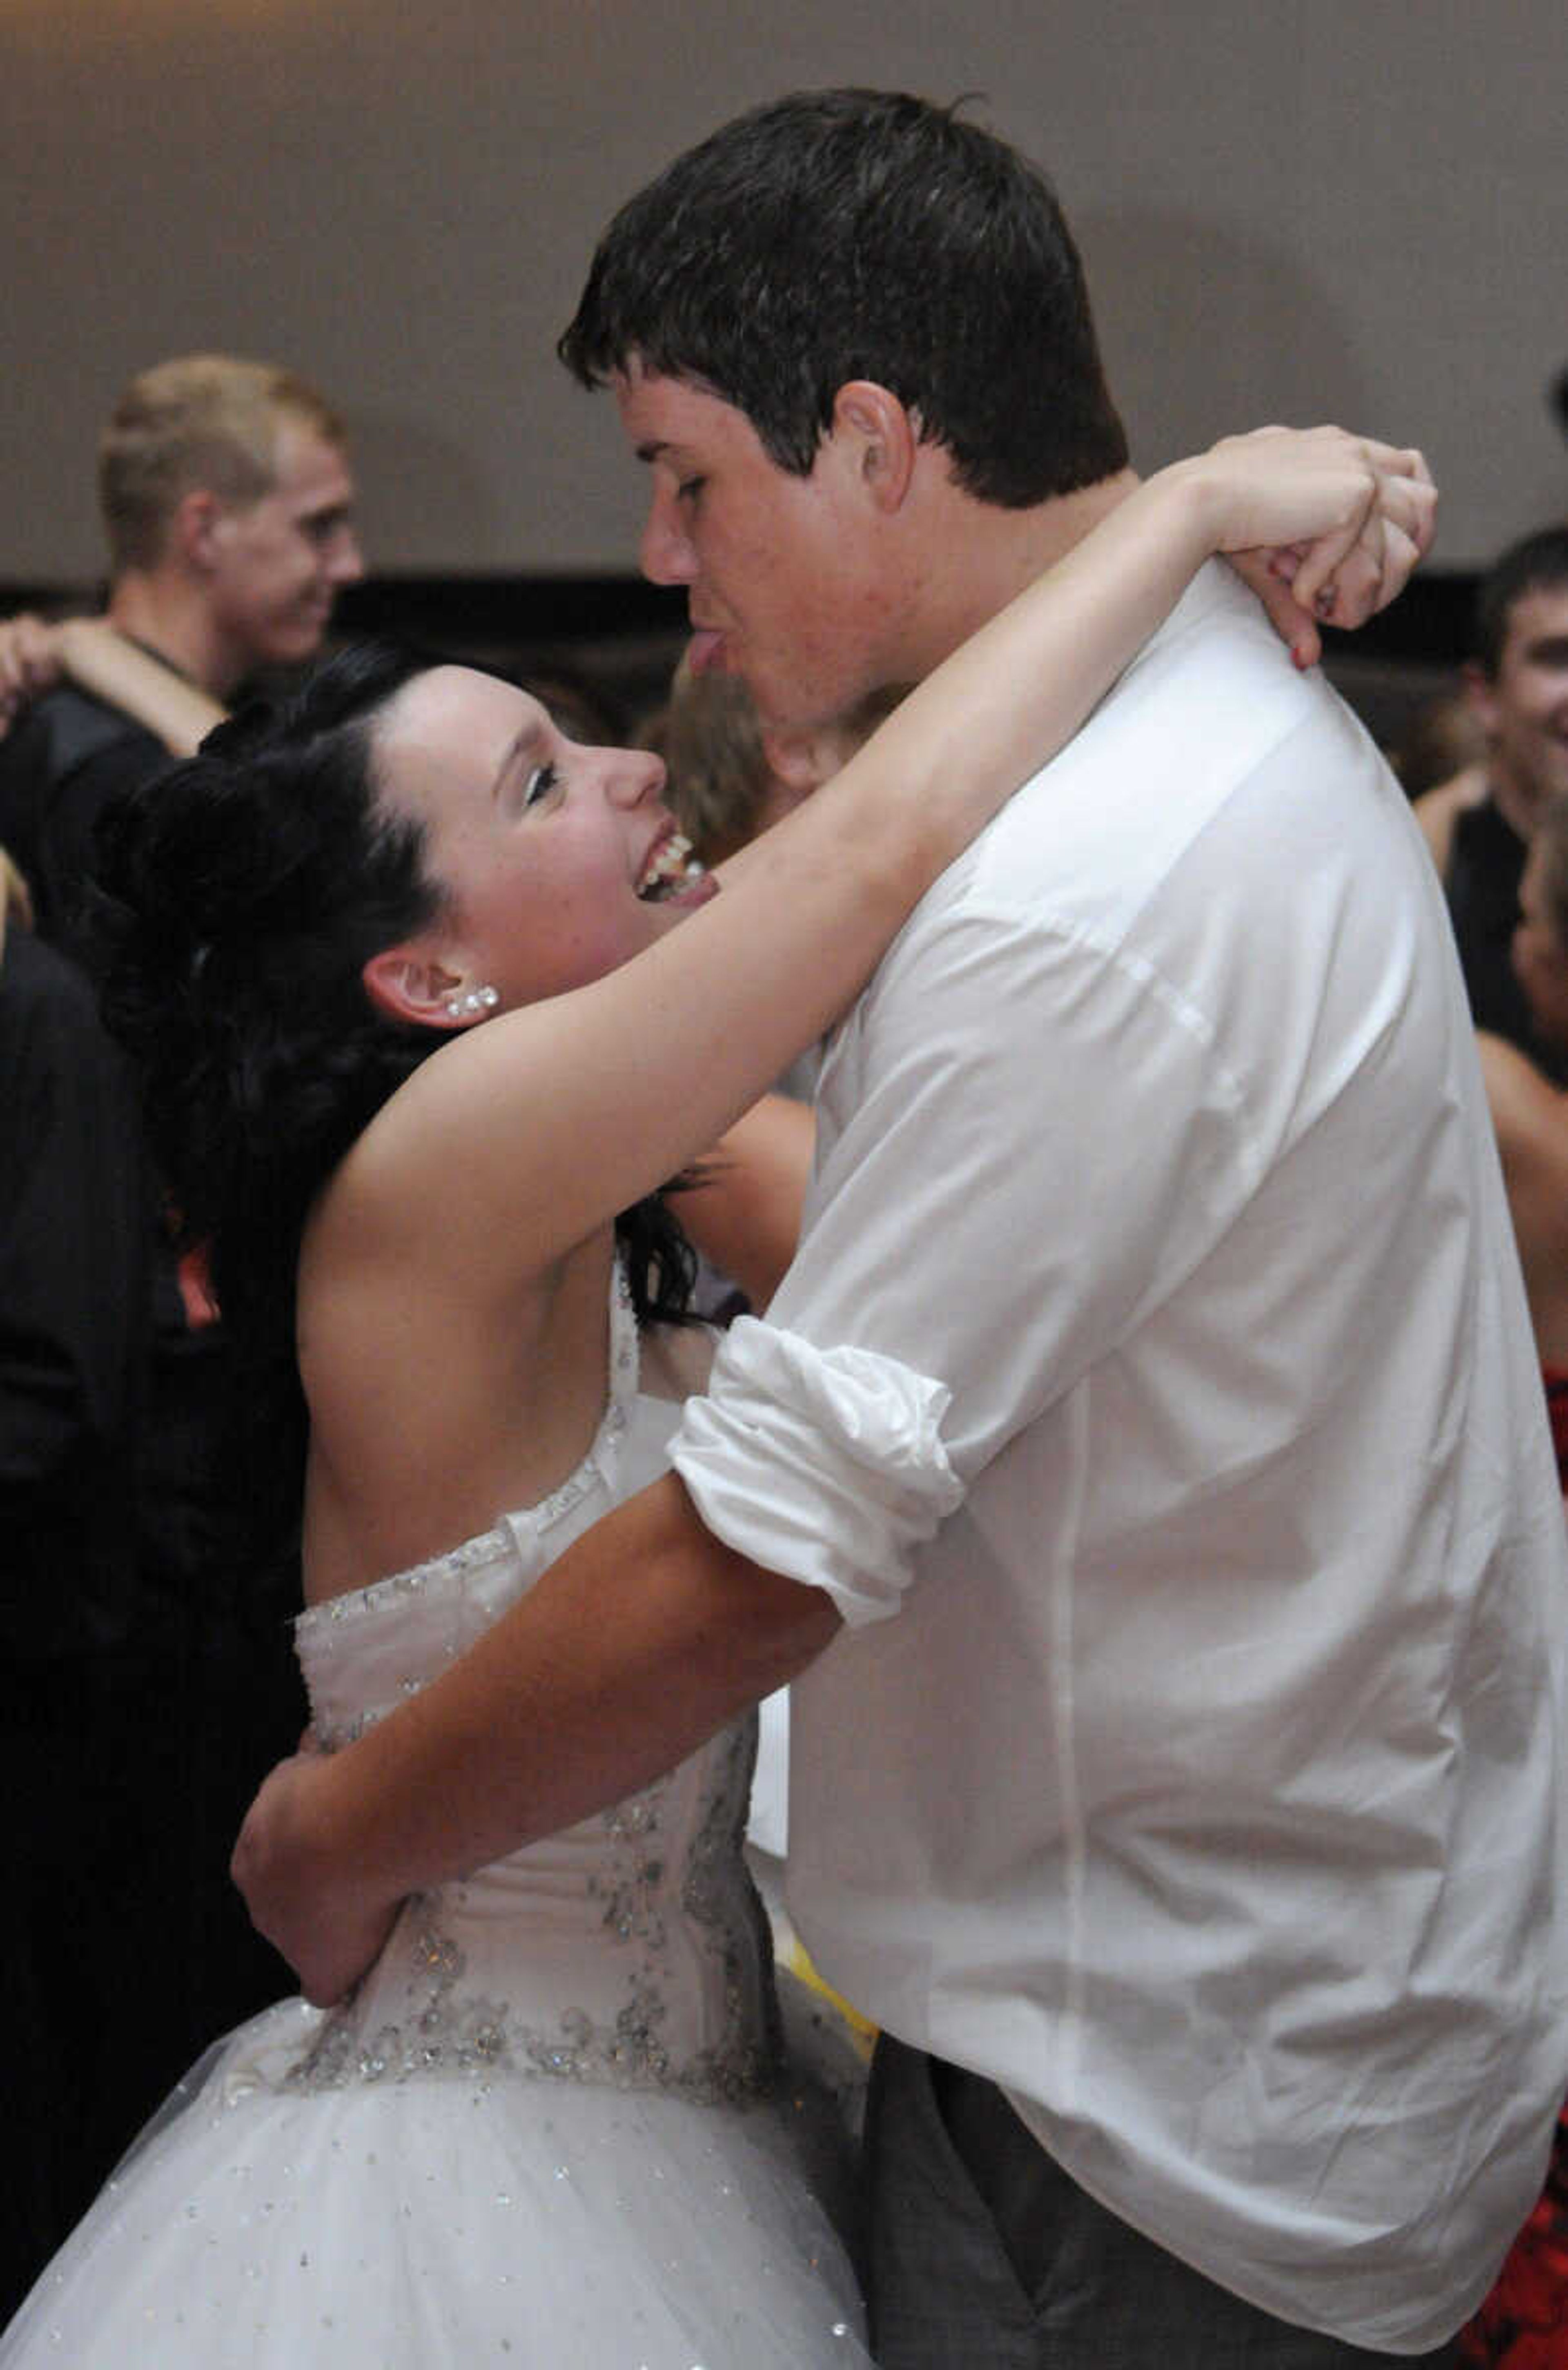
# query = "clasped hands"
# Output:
<box><xmin>1204</xmin><ymin>423</ymin><xmax>1437</xmax><ymax>666</ymax></box>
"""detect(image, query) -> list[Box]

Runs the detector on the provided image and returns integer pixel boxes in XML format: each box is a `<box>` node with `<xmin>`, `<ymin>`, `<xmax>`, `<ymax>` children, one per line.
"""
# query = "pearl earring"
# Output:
<box><xmin>443</xmin><ymin>984</ymin><xmax>500</xmax><ymax>1020</ymax></box>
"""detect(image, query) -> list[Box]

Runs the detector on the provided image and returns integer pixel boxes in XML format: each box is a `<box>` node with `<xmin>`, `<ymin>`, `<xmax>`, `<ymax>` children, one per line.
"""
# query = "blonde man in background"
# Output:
<box><xmin>0</xmin><ymin>353</ymin><xmax>360</xmax><ymax>951</ymax></box>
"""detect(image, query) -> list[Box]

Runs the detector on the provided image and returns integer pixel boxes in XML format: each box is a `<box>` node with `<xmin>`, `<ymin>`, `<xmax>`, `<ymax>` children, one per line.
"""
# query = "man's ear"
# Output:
<box><xmin>762</xmin><ymin>724</ymin><xmax>841</xmax><ymax>798</ymax></box>
<box><xmin>362</xmin><ymin>946</ymin><xmax>463</xmax><ymax>1029</ymax></box>
<box><xmin>172</xmin><ymin>488</ymin><xmax>229</xmax><ymax>574</ymax></box>
<box><xmin>1462</xmin><ymin>658</ymin><xmax>1499</xmax><ymax>743</ymax></box>
<box><xmin>829</xmin><ymin>380</ymin><xmax>918</xmax><ymax>512</ymax></box>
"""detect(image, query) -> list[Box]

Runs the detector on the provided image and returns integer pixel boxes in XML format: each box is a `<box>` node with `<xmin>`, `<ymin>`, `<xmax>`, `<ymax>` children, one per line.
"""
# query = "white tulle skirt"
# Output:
<box><xmin>1</xmin><ymin>1992</ymin><xmax>871</xmax><ymax>2369</ymax></box>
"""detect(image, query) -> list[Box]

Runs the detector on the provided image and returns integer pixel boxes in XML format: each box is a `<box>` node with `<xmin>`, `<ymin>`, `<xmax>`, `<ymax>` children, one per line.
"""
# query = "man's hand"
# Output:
<box><xmin>232</xmin><ymin>1739</ymin><xmax>402</xmax><ymax>2007</ymax></box>
<box><xmin>0</xmin><ymin>613</ymin><xmax>63</xmax><ymax>737</ymax></box>
<box><xmin>1195</xmin><ymin>425</ymin><xmax>1437</xmax><ymax>667</ymax></box>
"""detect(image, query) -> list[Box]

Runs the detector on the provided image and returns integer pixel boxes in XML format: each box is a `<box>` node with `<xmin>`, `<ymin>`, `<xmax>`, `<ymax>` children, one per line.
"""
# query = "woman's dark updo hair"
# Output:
<box><xmin>93</xmin><ymin>640</ymin><xmax>695</xmax><ymax>1573</ymax></box>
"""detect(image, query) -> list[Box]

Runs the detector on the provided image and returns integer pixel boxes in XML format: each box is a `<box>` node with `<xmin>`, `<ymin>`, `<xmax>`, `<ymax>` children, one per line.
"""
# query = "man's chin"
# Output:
<box><xmin>695</xmin><ymin>643</ymin><xmax>839</xmax><ymax>745</ymax></box>
<box><xmin>271</xmin><ymin>610</ymin><xmax>335</xmax><ymax>668</ymax></box>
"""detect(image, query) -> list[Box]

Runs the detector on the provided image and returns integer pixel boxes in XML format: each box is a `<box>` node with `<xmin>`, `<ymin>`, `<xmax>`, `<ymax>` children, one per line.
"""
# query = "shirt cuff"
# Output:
<box><xmin>667</xmin><ymin>1316</ymin><xmax>964</xmax><ymax>1627</ymax></box>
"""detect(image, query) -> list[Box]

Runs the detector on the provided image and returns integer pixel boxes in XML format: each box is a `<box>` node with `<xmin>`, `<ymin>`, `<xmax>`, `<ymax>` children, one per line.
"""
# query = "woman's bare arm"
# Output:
<box><xmin>354</xmin><ymin>429</ymin><xmax>1436</xmax><ymax>1289</ymax></box>
<box><xmin>56</xmin><ymin>619</ymin><xmax>226</xmax><ymax>756</ymax></box>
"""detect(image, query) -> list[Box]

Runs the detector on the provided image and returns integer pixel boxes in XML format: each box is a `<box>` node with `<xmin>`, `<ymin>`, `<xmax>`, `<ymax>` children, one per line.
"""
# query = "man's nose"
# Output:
<box><xmin>328</xmin><ymin>525</ymin><xmax>366</xmax><ymax>585</ymax></box>
<box><xmin>639</xmin><ymin>490</ymin><xmax>696</xmax><ymax>588</ymax></box>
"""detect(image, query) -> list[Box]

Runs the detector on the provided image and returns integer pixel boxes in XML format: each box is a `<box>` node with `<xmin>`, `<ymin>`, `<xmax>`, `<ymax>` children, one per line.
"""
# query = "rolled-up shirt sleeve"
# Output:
<box><xmin>670</xmin><ymin>1319</ymin><xmax>964</xmax><ymax>1626</ymax></box>
<box><xmin>670</xmin><ymin>869</ymin><xmax>1258</xmax><ymax>1624</ymax></box>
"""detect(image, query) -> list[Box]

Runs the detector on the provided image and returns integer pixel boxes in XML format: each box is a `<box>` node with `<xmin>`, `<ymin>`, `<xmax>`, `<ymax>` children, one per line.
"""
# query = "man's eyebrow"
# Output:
<box><xmin>634</xmin><ymin>438</ymin><xmax>673</xmax><ymax>466</ymax></box>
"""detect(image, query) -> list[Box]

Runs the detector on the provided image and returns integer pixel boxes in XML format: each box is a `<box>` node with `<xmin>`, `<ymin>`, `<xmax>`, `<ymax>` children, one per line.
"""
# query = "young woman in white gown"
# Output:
<box><xmin>0</xmin><ymin>432</ymin><xmax>1430</xmax><ymax>2368</ymax></box>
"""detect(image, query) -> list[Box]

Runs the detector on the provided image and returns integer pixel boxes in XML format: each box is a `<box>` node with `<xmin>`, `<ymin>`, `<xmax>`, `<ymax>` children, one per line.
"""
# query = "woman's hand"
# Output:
<box><xmin>1174</xmin><ymin>425</ymin><xmax>1437</xmax><ymax>667</ymax></box>
<box><xmin>0</xmin><ymin>846</ymin><xmax>34</xmax><ymax>964</ymax></box>
<box><xmin>0</xmin><ymin>612</ymin><xmax>63</xmax><ymax>737</ymax></box>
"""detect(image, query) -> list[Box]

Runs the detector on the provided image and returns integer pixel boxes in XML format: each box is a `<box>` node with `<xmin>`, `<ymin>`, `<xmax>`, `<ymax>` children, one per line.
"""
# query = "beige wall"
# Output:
<box><xmin>2</xmin><ymin>0</ymin><xmax>1564</xmax><ymax>580</ymax></box>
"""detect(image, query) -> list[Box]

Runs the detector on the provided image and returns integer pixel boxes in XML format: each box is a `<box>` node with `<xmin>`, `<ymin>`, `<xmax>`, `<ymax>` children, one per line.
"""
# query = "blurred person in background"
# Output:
<box><xmin>0</xmin><ymin>356</ymin><xmax>360</xmax><ymax>2312</ymax></box>
<box><xmin>0</xmin><ymin>352</ymin><xmax>361</xmax><ymax>956</ymax></box>
<box><xmin>1417</xmin><ymin>526</ymin><xmax>1568</xmax><ymax>1072</ymax></box>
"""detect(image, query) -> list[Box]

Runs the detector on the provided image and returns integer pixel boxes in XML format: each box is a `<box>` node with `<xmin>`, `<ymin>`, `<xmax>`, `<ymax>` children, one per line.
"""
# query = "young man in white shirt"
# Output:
<box><xmin>236</xmin><ymin>92</ymin><xmax>1562</xmax><ymax>2364</ymax></box>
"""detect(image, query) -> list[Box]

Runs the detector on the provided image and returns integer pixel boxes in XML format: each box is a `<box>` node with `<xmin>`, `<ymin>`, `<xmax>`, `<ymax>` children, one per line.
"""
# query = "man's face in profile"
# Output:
<box><xmin>1473</xmin><ymin>584</ymin><xmax>1568</xmax><ymax>828</ymax></box>
<box><xmin>615</xmin><ymin>365</ymin><xmax>904</xmax><ymax>735</ymax></box>
<box><xmin>205</xmin><ymin>419</ymin><xmax>364</xmax><ymax>673</ymax></box>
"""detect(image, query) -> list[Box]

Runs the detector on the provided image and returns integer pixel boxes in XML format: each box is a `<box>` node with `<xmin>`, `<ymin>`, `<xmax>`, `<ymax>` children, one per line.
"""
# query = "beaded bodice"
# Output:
<box><xmin>270</xmin><ymin>1269</ymin><xmax>778</xmax><ymax>2109</ymax></box>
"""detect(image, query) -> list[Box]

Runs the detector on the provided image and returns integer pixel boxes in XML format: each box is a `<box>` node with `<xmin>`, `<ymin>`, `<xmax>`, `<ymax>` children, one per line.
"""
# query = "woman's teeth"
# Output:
<box><xmin>637</xmin><ymin>833</ymin><xmax>706</xmax><ymax>900</ymax></box>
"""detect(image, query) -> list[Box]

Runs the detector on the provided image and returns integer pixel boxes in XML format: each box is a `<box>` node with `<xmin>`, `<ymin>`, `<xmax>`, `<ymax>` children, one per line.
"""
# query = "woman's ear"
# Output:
<box><xmin>361</xmin><ymin>946</ymin><xmax>464</xmax><ymax>1029</ymax></box>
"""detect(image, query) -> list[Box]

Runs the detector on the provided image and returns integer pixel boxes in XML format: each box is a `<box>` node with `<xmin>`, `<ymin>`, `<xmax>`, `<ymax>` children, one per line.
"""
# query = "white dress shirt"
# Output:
<box><xmin>670</xmin><ymin>565</ymin><xmax>1568</xmax><ymax>2350</ymax></box>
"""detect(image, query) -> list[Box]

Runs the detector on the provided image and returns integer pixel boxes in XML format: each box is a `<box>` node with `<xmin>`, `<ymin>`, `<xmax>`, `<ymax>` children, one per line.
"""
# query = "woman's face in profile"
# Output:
<box><xmin>372</xmin><ymin>666</ymin><xmax>715</xmax><ymax>1013</ymax></box>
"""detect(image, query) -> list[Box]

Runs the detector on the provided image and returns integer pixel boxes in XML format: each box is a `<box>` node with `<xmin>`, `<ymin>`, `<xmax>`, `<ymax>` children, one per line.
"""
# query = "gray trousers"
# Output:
<box><xmin>864</xmin><ymin>2036</ymin><xmax>1461</xmax><ymax>2370</ymax></box>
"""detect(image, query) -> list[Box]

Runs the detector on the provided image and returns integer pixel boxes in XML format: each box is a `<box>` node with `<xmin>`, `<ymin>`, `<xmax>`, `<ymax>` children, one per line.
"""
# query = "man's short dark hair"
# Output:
<box><xmin>1473</xmin><ymin>525</ymin><xmax>1568</xmax><ymax>679</ymax></box>
<box><xmin>559</xmin><ymin>87</ymin><xmax>1128</xmax><ymax>508</ymax></box>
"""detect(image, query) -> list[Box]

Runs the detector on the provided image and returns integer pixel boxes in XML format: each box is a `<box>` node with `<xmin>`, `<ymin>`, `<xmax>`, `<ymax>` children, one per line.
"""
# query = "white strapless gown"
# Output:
<box><xmin>2</xmin><ymin>1269</ymin><xmax>870</xmax><ymax>2367</ymax></box>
